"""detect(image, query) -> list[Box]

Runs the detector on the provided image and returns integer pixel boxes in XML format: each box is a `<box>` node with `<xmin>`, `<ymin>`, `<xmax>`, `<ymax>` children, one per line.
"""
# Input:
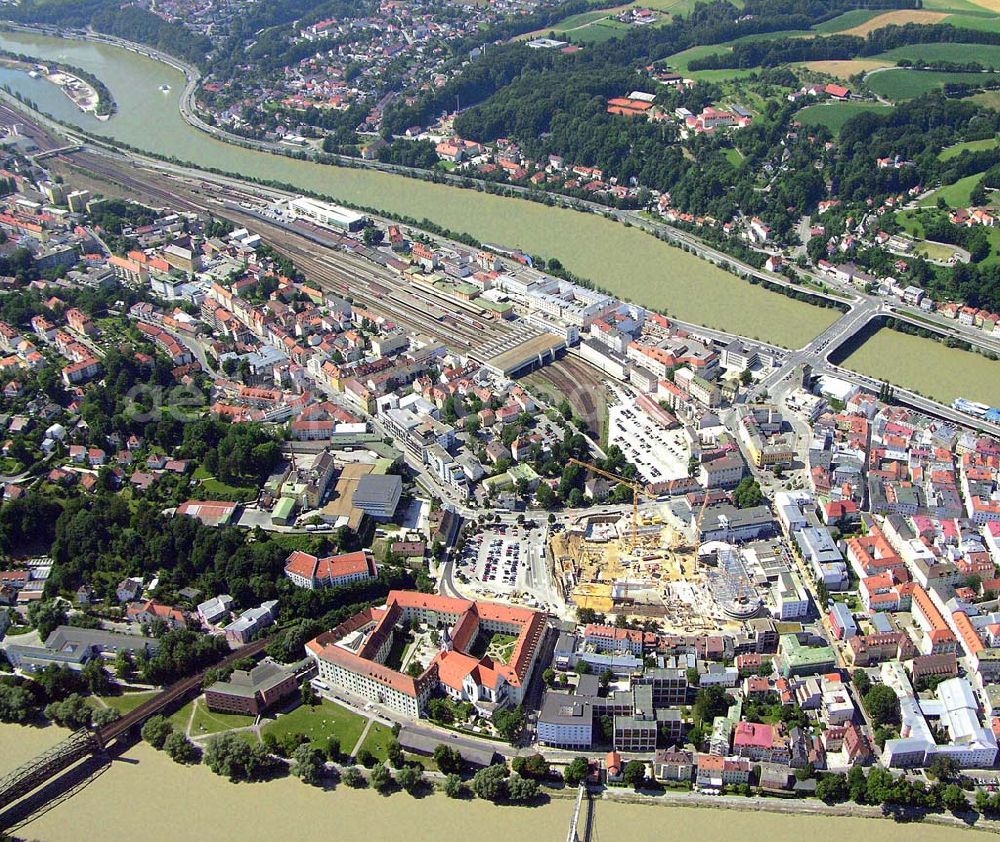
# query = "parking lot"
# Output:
<box><xmin>608</xmin><ymin>398</ymin><xmax>690</xmax><ymax>485</ymax></box>
<box><xmin>455</xmin><ymin>525</ymin><xmax>558</xmax><ymax>611</ymax></box>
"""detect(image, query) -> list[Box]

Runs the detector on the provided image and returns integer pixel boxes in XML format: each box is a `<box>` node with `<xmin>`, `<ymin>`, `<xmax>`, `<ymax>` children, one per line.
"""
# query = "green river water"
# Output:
<box><xmin>0</xmin><ymin>30</ymin><xmax>999</xmax><ymax>404</ymax></box>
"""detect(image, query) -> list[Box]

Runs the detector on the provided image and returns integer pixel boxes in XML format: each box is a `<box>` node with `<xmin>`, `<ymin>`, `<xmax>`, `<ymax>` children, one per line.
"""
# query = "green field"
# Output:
<box><xmin>811</xmin><ymin>9</ymin><xmax>883</xmax><ymax>32</ymax></box>
<box><xmin>877</xmin><ymin>42</ymin><xmax>1000</xmax><ymax>67</ymax></box>
<box><xmin>918</xmin><ymin>171</ymin><xmax>985</xmax><ymax>206</ymax></box>
<box><xmin>664</xmin><ymin>45</ymin><xmax>755</xmax><ymax>81</ymax></box>
<box><xmin>794</xmin><ymin>101</ymin><xmax>893</xmax><ymax>134</ymax></box>
<box><xmin>564</xmin><ymin>21</ymin><xmax>630</xmax><ymax>43</ymax></box>
<box><xmin>356</xmin><ymin>722</ymin><xmax>395</xmax><ymax>762</ymax></box>
<box><xmin>188</xmin><ymin>699</ymin><xmax>256</xmax><ymax>737</ymax></box>
<box><xmin>866</xmin><ymin>68</ymin><xmax>1000</xmax><ymax>100</ymax></box>
<box><xmin>198</xmin><ymin>476</ymin><xmax>258</xmax><ymax>502</ymax></box>
<box><xmin>261</xmin><ymin>699</ymin><xmax>367</xmax><ymax>754</ymax></box>
<box><xmin>944</xmin><ymin>12</ymin><xmax>1000</xmax><ymax>31</ymax></box>
<box><xmin>89</xmin><ymin>690</ymin><xmax>159</xmax><ymax>715</ymax></box>
<box><xmin>939</xmin><ymin>136</ymin><xmax>1000</xmax><ymax>159</ymax></box>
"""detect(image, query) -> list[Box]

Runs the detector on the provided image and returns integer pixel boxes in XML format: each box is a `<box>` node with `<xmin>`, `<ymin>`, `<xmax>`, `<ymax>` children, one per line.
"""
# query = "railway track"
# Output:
<box><xmin>62</xmin><ymin>151</ymin><xmax>515</xmax><ymax>351</ymax></box>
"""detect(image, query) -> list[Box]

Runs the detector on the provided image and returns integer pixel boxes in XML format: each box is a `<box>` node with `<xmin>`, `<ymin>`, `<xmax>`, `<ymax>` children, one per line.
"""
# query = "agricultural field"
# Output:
<box><xmin>801</xmin><ymin>59</ymin><xmax>891</xmax><ymax>79</ymax></box>
<box><xmin>866</xmin><ymin>68</ymin><xmax>1000</xmax><ymax>101</ymax></box>
<box><xmin>939</xmin><ymin>137</ymin><xmax>1000</xmax><ymax>159</ymax></box>
<box><xmin>876</xmin><ymin>42</ymin><xmax>1000</xmax><ymax>67</ymax></box>
<box><xmin>810</xmin><ymin>9</ymin><xmax>884</xmax><ymax>33</ymax></box>
<box><xmin>794</xmin><ymin>101</ymin><xmax>892</xmax><ymax>134</ymax></box>
<box><xmin>837</xmin><ymin>9</ymin><xmax>949</xmax><ymax>35</ymax></box>
<box><xmin>942</xmin><ymin>12</ymin><xmax>1000</xmax><ymax>31</ymax></box>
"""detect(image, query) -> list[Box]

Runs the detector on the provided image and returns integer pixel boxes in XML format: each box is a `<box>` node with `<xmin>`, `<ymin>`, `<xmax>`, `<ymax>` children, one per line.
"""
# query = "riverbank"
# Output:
<box><xmin>1</xmin><ymin>724</ymin><xmax>996</xmax><ymax>842</ymax></box>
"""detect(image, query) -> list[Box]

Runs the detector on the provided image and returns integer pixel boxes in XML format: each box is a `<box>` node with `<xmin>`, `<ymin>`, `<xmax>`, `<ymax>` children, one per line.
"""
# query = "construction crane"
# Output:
<box><xmin>568</xmin><ymin>458</ymin><xmax>644</xmax><ymax>552</ymax></box>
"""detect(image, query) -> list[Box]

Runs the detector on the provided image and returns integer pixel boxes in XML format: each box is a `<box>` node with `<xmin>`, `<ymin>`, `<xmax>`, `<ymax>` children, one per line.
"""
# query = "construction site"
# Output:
<box><xmin>548</xmin><ymin>480</ymin><xmax>780</xmax><ymax>636</ymax></box>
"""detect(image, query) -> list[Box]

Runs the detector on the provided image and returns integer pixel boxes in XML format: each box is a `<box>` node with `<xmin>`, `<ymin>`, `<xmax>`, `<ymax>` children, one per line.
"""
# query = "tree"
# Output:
<box><xmin>864</xmin><ymin>684</ymin><xmax>901</xmax><ymax>728</ymax></box>
<box><xmin>692</xmin><ymin>685</ymin><xmax>730</xmax><ymax>724</ymax></box>
<box><xmin>941</xmin><ymin>783</ymin><xmax>968</xmax><ymax>813</ymax></box>
<box><xmin>732</xmin><ymin>477</ymin><xmax>764</xmax><ymax>509</ymax></box>
<box><xmin>292</xmin><ymin>744</ymin><xmax>326</xmax><ymax>786</ymax></box>
<box><xmin>362</xmin><ymin>225</ymin><xmax>385</xmax><ymax>247</ymax></box>
<box><xmin>471</xmin><ymin>763</ymin><xmax>509</xmax><ymax>802</ymax></box>
<box><xmin>564</xmin><ymin>757</ymin><xmax>589</xmax><ymax>787</ymax></box>
<box><xmin>444</xmin><ymin>773</ymin><xmax>464</xmax><ymax>798</ymax></box>
<box><xmin>507</xmin><ymin>773</ymin><xmax>539</xmax><ymax>802</ymax></box>
<box><xmin>28</xmin><ymin>600</ymin><xmax>67</xmax><ymax>640</ymax></box>
<box><xmin>433</xmin><ymin>744</ymin><xmax>463</xmax><ymax>776</ymax></box>
<box><xmin>542</xmin><ymin>667</ymin><xmax>556</xmax><ymax>687</ymax></box>
<box><xmin>622</xmin><ymin>759</ymin><xmax>646</xmax><ymax>789</ymax></box>
<box><xmin>0</xmin><ymin>683</ymin><xmax>36</xmax><ymax>724</ymax></box>
<box><xmin>852</xmin><ymin>668</ymin><xmax>871</xmax><ymax>697</ymax></box>
<box><xmin>574</xmin><ymin>661</ymin><xmax>592</xmax><ymax>675</ymax></box>
<box><xmin>816</xmin><ymin>773</ymin><xmax>848</xmax><ymax>804</ymax></box>
<box><xmin>598</xmin><ymin>669</ymin><xmax>613</xmax><ymax>689</ymax></box>
<box><xmin>163</xmin><ymin>731</ymin><xmax>198</xmax><ymax>764</ymax></box>
<box><xmin>141</xmin><ymin>714</ymin><xmax>174</xmax><ymax>749</ymax></box>
<box><xmin>342</xmin><ymin>766</ymin><xmax>366</xmax><ymax>788</ymax></box>
<box><xmin>300</xmin><ymin>681</ymin><xmax>319</xmax><ymax>708</ymax></box>
<box><xmin>492</xmin><ymin>706</ymin><xmax>525</xmax><ymax>742</ymax></box>
<box><xmin>91</xmin><ymin>706</ymin><xmax>121</xmax><ymax>728</ymax></box>
<box><xmin>512</xmin><ymin>753</ymin><xmax>549</xmax><ymax>780</ymax></box>
<box><xmin>44</xmin><ymin>694</ymin><xmax>92</xmax><ymax>729</ymax></box>
<box><xmin>356</xmin><ymin>747</ymin><xmax>377</xmax><ymax>768</ymax></box>
<box><xmin>926</xmin><ymin>754</ymin><xmax>959</xmax><ymax>782</ymax></box>
<box><xmin>204</xmin><ymin>732</ymin><xmax>277</xmax><ymax>782</ymax></box>
<box><xmin>82</xmin><ymin>660</ymin><xmax>112</xmax><ymax>696</ymax></box>
<box><xmin>396</xmin><ymin>765</ymin><xmax>423</xmax><ymax>795</ymax></box>
<box><xmin>369</xmin><ymin>762</ymin><xmax>392</xmax><ymax>793</ymax></box>
<box><xmin>386</xmin><ymin>738</ymin><xmax>405</xmax><ymax>769</ymax></box>
<box><xmin>326</xmin><ymin>736</ymin><xmax>342</xmax><ymax>762</ymax></box>
<box><xmin>847</xmin><ymin>763</ymin><xmax>868</xmax><ymax>804</ymax></box>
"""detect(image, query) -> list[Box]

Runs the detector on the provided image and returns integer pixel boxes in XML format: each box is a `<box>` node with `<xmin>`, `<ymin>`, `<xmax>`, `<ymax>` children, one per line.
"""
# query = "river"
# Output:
<box><xmin>842</xmin><ymin>326</ymin><xmax>1000</xmax><ymax>407</ymax></box>
<box><xmin>0</xmin><ymin>725</ymin><xmax>994</xmax><ymax>841</ymax></box>
<box><xmin>0</xmin><ymin>29</ymin><xmax>845</xmax><ymax>349</ymax></box>
<box><xmin>2</xmin><ymin>30</ymin><xmax>1000</xmax><ymax>406</ymax></box>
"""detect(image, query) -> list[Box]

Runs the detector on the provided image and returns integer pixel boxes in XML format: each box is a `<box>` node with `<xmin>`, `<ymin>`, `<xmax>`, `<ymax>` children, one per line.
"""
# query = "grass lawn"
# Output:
<box><xmin>794</xmin><ymin>101</ymin><xmax>892</xmax><ymax>134</ymax></box>
<box><xmin>90</xmin><ymin>690</ymin><xmax>159</xmax><ymax>715</ymax></box>
<box><xmin>169</xmin><ymin>699</ymin><xmax>197</xmax><ymax>733</ymax></box>
<box><xmin>915</xmin><ymin>240</ymin><xmax>962</xmax><ymax>262</ymax></box>
<box><xmin>866</xmin><ymin>68</ymin><xmax>1000</xmax><ymax>101</ymax></box>
<box><xmin>918</xmin><ymin>171</ymin><xmax>985</xmax><ymax>207</ymax></box>
<box><xmin>188</xmin><ymin>698</ymin><xmax>256</xmax><ymax>737</ymax></box>
<box><xmin>723</xmin><ymin>147</ymin><xmax>744</xmax><ymax>167</ymax></box>
<box><xmin>199</xmin><ymin>476</ymin><xmax>258</xmax><ymax>502</ymax></box>
<box><xmin>357</xmin><ymin>721</ymin><xmax>395</xmax><ymax>762</ymax></box>
<box><xmin>261</xmin><ymin>699</ymin><xmax>367</xmax><ymax>753</ymax></box>
<box><xmin>939</xmin><ymin>136</ymin><xmax>1000</xmax><ymax>159</ymax></box>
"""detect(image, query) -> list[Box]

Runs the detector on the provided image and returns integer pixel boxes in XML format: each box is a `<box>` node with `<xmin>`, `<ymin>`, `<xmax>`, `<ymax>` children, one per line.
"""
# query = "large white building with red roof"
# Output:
<box><xmin>306</xmin><ymin>591</ymin><xmax>548</xmax><ymax>718</ymax></box>
<box><xmin>284</xmin><ymin>549</ymin><xmax>377</xmax><ymax>589</ymax></box>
